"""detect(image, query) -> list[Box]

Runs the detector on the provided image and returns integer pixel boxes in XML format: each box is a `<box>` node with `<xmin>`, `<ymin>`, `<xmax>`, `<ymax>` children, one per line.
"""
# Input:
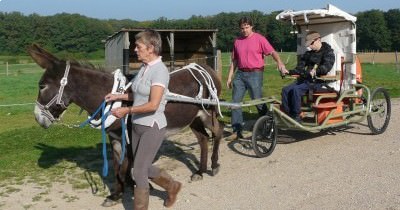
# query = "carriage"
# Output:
<box><xmin>245</xmin><ymin>4</ymin><xmax>391</xmax><ymax>157</ymax></box>
<box><xmin>161</xmin><ymin>4</ymin><xmax>391</xmax><ymax>158</ymax></box>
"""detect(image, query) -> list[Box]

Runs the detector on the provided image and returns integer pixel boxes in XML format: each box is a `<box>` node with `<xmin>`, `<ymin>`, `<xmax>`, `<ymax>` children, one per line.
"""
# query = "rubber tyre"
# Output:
<box><xmin>367</xmin><ymin>87</ymin><xmax>391</xmax><ymax>134</ymax></box>
<box><xmin>251</xmin><ymin>113</ymin><xmax>277</xmax><ymax>158</ymax></box>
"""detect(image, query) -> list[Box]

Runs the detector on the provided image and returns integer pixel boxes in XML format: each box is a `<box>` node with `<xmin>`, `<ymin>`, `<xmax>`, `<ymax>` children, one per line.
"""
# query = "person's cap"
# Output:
<box><xmin>305</xmin><ymin>31</ymin><xmax>321</xmax><ymax>46</ymax></box>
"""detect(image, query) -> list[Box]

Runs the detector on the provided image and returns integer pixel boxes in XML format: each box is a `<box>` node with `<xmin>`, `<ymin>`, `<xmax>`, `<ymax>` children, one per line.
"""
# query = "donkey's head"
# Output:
<box><xmin>28</xmin><ymin>44</ymin><xmax>73</xmax><ymax>128</ymax></box>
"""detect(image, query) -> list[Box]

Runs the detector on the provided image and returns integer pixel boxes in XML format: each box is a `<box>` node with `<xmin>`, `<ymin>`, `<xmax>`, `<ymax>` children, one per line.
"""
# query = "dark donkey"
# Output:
<box><xmin>28</xmin><ymin>44</ymin><xmax>224</xmax><ymax>205</ymax></box>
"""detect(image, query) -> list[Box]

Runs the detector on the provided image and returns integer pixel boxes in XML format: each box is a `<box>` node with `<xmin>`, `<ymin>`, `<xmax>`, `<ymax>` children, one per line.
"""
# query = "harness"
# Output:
<box><xmin>35</xmin><ymin>61</ymin><xmax>71</xmax><ymax>123</ymax></box>
<box><xmin>38</xmin><ymin>62</ymin><xmax>219</xmax><ymax>177</ymax></box>
<box><xmin>86</xmin><ymin>69</ymin><xmax>131</xmax><ymax>129</ymax></box>
<box><xmin>168</xmin><ymin>63</ymin><xmax>222</xmax><ymax>117</ymax></box>
<box><xmin>88</xmin><ymin>63</ymin><xmax>219</xmax><ymax>176</ymax></box>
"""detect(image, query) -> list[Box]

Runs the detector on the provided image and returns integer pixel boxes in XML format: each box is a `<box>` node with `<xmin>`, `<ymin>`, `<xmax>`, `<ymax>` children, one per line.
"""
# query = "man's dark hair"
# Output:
<box><xmin>238</xmin><ymin>16</ymin><xmax>253</xmax><ymax>27</ymax></box>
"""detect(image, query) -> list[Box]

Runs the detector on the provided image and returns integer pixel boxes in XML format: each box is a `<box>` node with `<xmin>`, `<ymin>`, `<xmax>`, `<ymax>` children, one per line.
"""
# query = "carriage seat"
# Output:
<box><xmin>312</xmin><ymin>73</ymin><xmax>340</xmax><ymax>102</ymax></box>
<box><xmin>311</xmin><ymin>74</ymin><xmax>343</xmax><ymax>124</ymax></box>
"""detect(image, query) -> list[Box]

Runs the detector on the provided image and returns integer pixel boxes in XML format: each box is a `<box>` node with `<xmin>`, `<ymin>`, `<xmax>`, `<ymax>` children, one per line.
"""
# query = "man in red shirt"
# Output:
<box><xmin>226</xmin><ymin>16</ymin><xmax>287</xmax><ymax>141</ymax></box>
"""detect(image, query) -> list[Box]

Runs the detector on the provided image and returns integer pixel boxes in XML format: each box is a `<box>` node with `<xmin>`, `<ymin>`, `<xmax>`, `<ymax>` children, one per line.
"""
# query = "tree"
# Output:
<box><xmin>385</xmin><ymin>9</ymin><xmax>400</xmax><ymax>51</ymax></box>
<box><xmin>265</xmin><ymin>11</ymin><xmax>296</xmax><ymax>52</ymax></box>
<box><xmin>357</xmin><ymin>10</ymin><xmax>392</xmax><ymax>51</ymax></box>
<box><xmin>0</xmin><ymin>12</ymin><xmax>30</xmax><ymax>54</ymax></box>
<box><xmin>210</xmin><ymin>12</ymin><xmax>240</xmax><ymax>52</ymax></box>
<box><xmin>1</xmin><ymin>8</ymin><xmax>399</xmax><ymax>55</ymax></box>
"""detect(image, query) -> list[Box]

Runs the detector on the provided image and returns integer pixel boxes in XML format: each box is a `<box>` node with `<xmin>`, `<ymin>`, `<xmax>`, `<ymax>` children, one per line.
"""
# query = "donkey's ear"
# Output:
<box><xmin>27</xmin><ymin>44</ymin><xmax>60</xmax><ymax>70</ymax></box>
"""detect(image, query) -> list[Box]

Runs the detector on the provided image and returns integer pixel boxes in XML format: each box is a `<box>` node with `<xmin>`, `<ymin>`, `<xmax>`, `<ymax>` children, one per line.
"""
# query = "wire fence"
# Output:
<box><xmin>0</xmin><ymin>103</ymin><xmax>35</xmax><ymax>107</ymax></box>
<box><xmin>1</xmin><ymin>52</ymin><xmax>398</xmax><ymax>77</ymax></box>
<box><xmin>0</xmin><ymin>62</ymin><xmax>42</xmax><ymax>76</ymax></box>
<box><xmin>357</xmin><ymin>51</ymin><xmax>399</xmax><ymax>64</ymax></box>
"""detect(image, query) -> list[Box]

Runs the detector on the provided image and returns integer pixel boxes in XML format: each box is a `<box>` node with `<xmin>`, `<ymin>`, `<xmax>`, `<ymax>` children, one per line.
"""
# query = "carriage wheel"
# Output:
<box><xmin>367</xmin><ymin>87</ymin><xmax>391</xmax><ymax>134</ymax></box>
<box><xmin>251</xmin><ymin>113</ymin><xmax>277</xmax><ymax>158</ymax></box>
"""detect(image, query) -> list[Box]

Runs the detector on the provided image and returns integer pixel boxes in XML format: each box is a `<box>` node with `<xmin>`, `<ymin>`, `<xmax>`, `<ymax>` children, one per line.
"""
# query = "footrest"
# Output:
<box><xmin>313</xmin><ymin>102</ymin><xmax>343</xmax><ymax>124</ymax></box>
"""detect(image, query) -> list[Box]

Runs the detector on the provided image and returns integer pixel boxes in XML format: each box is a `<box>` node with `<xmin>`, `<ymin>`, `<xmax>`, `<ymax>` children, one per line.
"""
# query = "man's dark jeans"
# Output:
<box><xmin>231</xmin><ymin>70</ymin><xmax>267</xmax><ymax>134</ymax></box>
<box><xmin>281</xmin><ymin>80</ymin><xmax>322</xmax><ymax>118</ymax></box>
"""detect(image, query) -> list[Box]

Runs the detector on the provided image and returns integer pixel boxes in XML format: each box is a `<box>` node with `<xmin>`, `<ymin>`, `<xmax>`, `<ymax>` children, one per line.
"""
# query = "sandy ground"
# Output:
<box><xmin>1</xmin><ymin>99</ymin><xmax>399</xmax><ymax>210</ymax></box>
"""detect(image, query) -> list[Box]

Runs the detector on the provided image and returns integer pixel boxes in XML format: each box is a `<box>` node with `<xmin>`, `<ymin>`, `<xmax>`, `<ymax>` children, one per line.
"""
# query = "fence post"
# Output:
<box><xmin>396</xmin><ymin>51</ymin><xmax>399</xmax><ymax>73</ymax></box>
<box><xmin>372</xmin><ymin>51</ymin><xmax>375</xmax><ymax>65</ymax></box>
<box><xmin>6</xmin><ymin>62</ymin><xmax>8</xmax><ymax>76</ymax></box>
<box><xmin>285</xmin><ymin>54</ymin><xmax>291</xmax><ymax>65</ymax></box>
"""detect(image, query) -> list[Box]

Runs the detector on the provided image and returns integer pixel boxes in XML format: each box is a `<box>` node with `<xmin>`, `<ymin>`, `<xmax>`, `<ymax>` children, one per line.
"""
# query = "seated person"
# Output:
<box><xmin>281</xmin><ymin>31</ymin><xmax>335</xmax><ymax>122</ymax></box>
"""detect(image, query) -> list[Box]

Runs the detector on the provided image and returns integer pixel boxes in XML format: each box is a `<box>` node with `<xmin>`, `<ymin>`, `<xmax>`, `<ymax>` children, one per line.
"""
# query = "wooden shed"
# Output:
<box><xmin>104</xmin><ymin>28</ymin><xmax>221</xmax><ymax>76</ymax></box>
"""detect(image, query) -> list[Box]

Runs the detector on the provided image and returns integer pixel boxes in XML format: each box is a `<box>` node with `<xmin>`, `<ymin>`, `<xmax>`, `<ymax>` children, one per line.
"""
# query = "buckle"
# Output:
<box><xmin>60</xmin><ymin>77</ymin><xmax>68</xmax><ymax>86</ymax></box>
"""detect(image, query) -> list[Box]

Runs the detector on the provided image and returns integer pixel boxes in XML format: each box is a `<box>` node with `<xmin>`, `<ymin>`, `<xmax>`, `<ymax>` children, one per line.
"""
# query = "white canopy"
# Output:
<box><xmin>276</xmin><ymin>4</ymin><xmax>357</xmax><ymax>26</ymax></box>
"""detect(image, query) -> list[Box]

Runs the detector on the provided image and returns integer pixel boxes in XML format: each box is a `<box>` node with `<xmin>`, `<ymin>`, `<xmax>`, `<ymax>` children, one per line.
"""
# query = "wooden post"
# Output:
<box><xmin>372</xmin><ymin>50</ymin><xmax>375</xmax><ymax>65</ymax></box>
<box><xmin>6</xmin><ymin>62</ymin><xmax>8</xmax><ymax>76</ymax></box>
<box><xmin>169</xmin><ymin>32</ymin><xmax>175</xmax><ymax>71</ymax></box>
<box><xmin>216</xmin><ymin>50</ymin><xmax>222</xmax><ymax>82</ymax></box>
<box><xmin>122</xmin><ymin>31</ymin><xmax>130</xmax><ymax>76</ymax></box>
<box><xmin>285</xmin><ymin>54</ymin><xmax>291</xmax><ymax>65</ymax></box>
<box><xmin>396</xmin><ymin>51</ymin><xmax>399</xmax><ymax>73</ymax></box>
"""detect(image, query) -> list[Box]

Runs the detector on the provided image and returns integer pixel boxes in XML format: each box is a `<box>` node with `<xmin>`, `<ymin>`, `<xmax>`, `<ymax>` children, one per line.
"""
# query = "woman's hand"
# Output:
<box><xmin>105</xmin><ymin>93</ymin><xmax>119</xmax><ymax>102</ymax></box>
<box><xmin>110</xmin><ymin>107</ymin><xmax>130</xmax><ymax>118</ymax></box>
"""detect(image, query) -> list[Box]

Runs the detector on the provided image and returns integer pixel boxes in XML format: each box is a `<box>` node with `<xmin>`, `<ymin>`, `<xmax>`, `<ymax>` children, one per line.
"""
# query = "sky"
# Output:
<box><xmin>0</xmin><ymin>0</ymin><xmax>399</xmax><ymax>21</ymax></box>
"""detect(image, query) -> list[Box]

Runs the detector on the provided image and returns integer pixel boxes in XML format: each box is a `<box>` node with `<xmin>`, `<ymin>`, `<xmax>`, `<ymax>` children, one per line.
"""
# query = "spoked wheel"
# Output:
<box><xmin>251</xmin><ymin>113</ymin><xmax>277</xmax><ymax>158</ymax></box>
<box><xmin>367</xmin><ymin>87</ymin><xmax>391</xmax><ymax>134</ymax></box>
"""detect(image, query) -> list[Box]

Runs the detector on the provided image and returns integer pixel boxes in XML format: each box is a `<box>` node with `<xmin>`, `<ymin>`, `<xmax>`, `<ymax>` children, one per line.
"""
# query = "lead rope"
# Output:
<box><xmin>80</xmin><ymin>100</ymin><xmax>128</xmax><ymax>177</ymax></box>
<box><xmin>100</xmin><ymin>102</ymin><xmax>109</xmax><ymax>177</ymax></box>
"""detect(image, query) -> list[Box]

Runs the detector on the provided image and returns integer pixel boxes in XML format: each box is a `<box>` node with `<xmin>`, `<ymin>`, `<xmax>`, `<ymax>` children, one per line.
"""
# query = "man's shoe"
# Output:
<box><xmin>237</xmin><ymin>132</ymin><xmax>244</xmax><ymax>139</ymax></box>
<box><xmin>294</xmin><ymin>115</ymin><xmax>303</xmax><ymax>123</ymax></box>
<box><xmin>225</xmin><ymin>132</ymin><xmax>244</xmax><ymax>141</ymax></box>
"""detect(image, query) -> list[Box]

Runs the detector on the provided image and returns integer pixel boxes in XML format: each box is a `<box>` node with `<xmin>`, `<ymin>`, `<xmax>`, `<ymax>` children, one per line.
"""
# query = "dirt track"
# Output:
<box><xmin>1</xmin><ymin>99</ymin><xmax>399</xmax><ymax>210</ymax></box>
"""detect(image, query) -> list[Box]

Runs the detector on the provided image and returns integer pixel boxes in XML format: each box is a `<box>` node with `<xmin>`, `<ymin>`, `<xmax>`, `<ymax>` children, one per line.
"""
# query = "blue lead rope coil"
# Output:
<box><xmin>79</xmin><ymin>100</ymin><xmax>127</xmax><ymax>177</ymax></box>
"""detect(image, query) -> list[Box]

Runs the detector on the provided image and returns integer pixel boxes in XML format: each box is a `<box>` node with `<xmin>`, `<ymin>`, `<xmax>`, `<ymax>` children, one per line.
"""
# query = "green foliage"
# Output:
<box><xmin>384</xmin><ymin>9</ymin><xmax>400</xmax><ymax>51</ymax></box>
<box><xmin>357</xmin><ymin>10</ymin><xmax>392</xmax><ymax>51</ymax></box>
<box><xmin>1</xmin><ymin>9</ymin><xmax>400</xmax><ymax>55</ymax></box>
<box><xmin>264</xmin><ymin>11</ymin><xmax>297</xmax><ymax>52</ymax></box>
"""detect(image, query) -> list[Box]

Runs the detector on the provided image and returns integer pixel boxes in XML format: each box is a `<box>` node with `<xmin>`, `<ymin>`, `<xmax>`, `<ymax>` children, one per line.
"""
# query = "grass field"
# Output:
<box><xmin>0</xmin><ymin>55</ymin><xmax>399</xmax><ymax>185</ymax></box>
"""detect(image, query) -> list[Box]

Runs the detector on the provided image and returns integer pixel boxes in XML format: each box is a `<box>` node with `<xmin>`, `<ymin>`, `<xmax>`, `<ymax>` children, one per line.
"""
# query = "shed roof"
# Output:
<box><xmin>105</xmin><ymin>28</ymin><xmax>218</xmax><ymax>42</ymax></box>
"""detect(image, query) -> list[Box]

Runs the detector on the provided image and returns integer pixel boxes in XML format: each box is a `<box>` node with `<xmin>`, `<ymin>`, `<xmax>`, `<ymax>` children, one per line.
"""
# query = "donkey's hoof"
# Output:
<box><xmin>101</xmin><ymin>194</ymin><xmax>122</xmax><ymax>207</ymax></box>
<box><xmin>190</xmin><ymin>173</ymin><xmax>203</xmax><ymax>181</ymax></box>
<box><xmin>211</xmin><ymin>165</ymin><xmax>220</xmax><ymax>176</ymax></box>
<box><xmin>101</xmin><ymin>198</ymin><xmax>120</xmax><ymax>207</ymax></box>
